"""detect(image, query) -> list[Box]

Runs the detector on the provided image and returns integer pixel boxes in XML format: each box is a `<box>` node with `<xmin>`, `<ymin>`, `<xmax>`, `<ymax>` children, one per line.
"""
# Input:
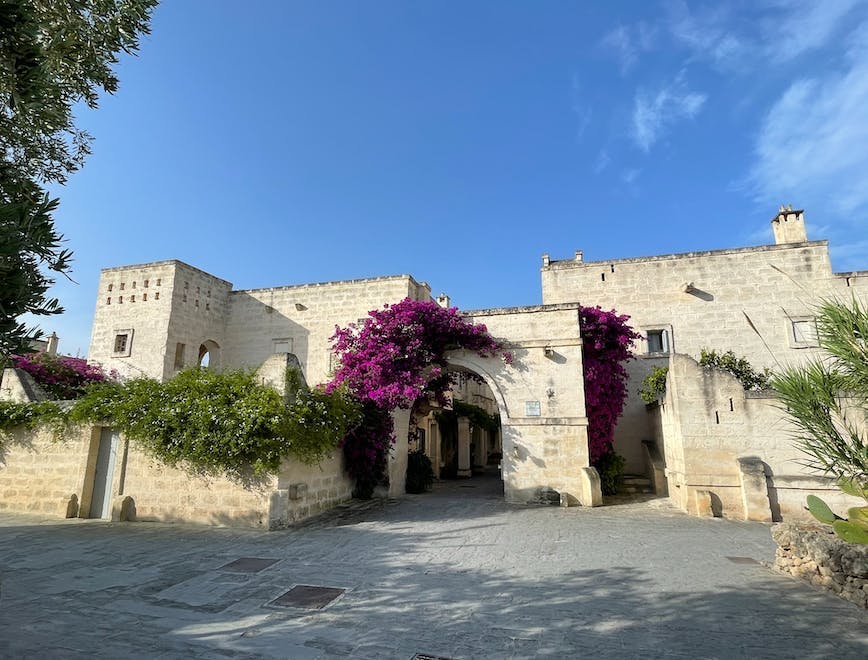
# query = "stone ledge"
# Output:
<box><xmin>772</xmin><ymin>522</ymin><xmax>868</xmax><ymax>609</ymax></box>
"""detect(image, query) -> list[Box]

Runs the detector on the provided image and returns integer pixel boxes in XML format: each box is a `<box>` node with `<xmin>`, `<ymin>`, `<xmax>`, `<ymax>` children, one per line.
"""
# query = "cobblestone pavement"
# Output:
<box><xmin>1</xmin><ymin>476</ymin><xmax>866</xmax><ymax>659</ymax></box>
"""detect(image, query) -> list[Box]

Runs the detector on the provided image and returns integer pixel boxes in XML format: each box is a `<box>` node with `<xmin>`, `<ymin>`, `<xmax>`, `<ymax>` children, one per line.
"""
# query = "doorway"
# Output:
<box><xmin>89</xmin><ymin>428</ymin><xmax>119</xmax><ymax>518</ymax></box>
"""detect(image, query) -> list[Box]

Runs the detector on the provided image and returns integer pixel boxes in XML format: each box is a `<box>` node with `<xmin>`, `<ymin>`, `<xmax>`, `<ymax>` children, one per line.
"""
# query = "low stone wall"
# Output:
<box><xmin>772</xmin><ymin>522</ymin><xmax>868</xmax><ymax>609</ymax></box>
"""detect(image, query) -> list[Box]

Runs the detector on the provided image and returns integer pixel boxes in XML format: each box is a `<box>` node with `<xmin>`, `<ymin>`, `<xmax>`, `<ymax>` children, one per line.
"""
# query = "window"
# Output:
<box><xmin>120</xmin><ymin>282</ymin><xmax>125</xmax><ymax>290</ymax></box>
<box><xmin>273</xmin><ymin>338</ymin><xmax>293</xmax><ymax>354</ymax></box>
<box><xmin>174</xmin><ymin>343</ymin><xmax>185</xmax><ymax>369</ymax></box>
<box><xmin>144</xmin><ymin>279</ymin><xmax>149</xmax><ymax>288</ymax></box>
<box><xmin>789</xmin><ymin>317</ymin><xmax>818</xmax><ymax>348</ymax></box>
<box><xmin>108</xmin><ymin>283</ymin><xmax>113</xmax><ymax>292</ymax></box>
<box><xmin>112</xmin><ymin>329</ymin><xmax>133</xmax><ymax>357</ymax></box>
<box><xmin>646</xmin><ymin>329</ymin><xmax>670</xmax><ymax>355</ymax></box>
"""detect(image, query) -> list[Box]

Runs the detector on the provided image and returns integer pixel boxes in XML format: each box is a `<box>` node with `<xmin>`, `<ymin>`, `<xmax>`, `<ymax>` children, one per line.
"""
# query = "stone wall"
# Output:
<box><xmin>541</xmin><ymin>230</ymin><xmax>868</xmax><ymax>472</ymax></box>
<box><xmin>0</xmin><ymin>425</ymin><xmax>93</xmax><ymax>518</ymax></box>
<box><xmin>772</xmin><ymin>522</ymin><xmax>868</xmax><ymax>609</ymax></box>
<box><xmin>651</xmin><ymin>353</ymin><xmax>863</xmax><ymax>521</ymax></box>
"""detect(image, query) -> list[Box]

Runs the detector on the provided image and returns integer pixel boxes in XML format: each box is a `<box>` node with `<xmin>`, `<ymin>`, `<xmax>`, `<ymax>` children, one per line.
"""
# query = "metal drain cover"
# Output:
<box><xmin>219</xmin><ymin>557</ymin><xmax>280</xmax><ymax>573</ymax></box>
<box><xmin>726</xmin><ymin>556</ymin><xmax>760</xmax><ymax>565</ymax></box>
<box><xmin>269</xmin><ymin>585</ymin><xmax>346</xmax><ymax>609</ymax></box>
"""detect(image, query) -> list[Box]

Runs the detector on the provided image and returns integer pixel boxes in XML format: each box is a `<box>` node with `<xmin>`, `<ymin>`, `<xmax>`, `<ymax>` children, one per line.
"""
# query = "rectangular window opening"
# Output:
<box><xmin>646</xmin><ymin>329</ymin><xmax>669</xmax><ymax>354</ymax></box>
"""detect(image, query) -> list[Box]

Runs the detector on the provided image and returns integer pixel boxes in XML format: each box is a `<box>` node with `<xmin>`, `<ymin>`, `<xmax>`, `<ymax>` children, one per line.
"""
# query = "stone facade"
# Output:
<box><xmin>541</xmin><ymin>208</ymin><xmax>868</xmax><ymax>473</ymax></box>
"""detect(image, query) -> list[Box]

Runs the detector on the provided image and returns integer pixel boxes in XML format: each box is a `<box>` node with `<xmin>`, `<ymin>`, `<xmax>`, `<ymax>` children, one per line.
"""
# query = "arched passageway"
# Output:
<box><xmin>198</xmin><ymin>339</ymin><xmax>221</xmax><ymax>368</ymax></box>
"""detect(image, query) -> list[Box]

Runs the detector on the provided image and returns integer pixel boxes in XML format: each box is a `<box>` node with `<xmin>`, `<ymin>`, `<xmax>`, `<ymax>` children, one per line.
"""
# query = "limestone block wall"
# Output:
<box><xmin>117</xmin><ymin>443</ymin><xmax>275</xmax><ymax>528</ymax></box>
<box><xmin>541</xmin><ymin>240</ymin><xmax>868</xmax><ymax>473</ymax></box>
<box><xmin>654</xmin><ymin>353</ymin><xmax>862</xmax><ymax>521</ymax></box>
<box><xmin>449</xmin><ymin>304</ymin><xmax>594</xmax><ymax>505</ymax></box>
<box><xmin>222</xmin><ymin>275</ymin><xmax>431</xmax><ymax>386</ymax></box>
<box><xmin>0</xmin><ymin>426</ymin><xmax>94</xmax><ymax>517</ymax></box>
<box><xmin>89</xmin><ymin>261</ymin><xmax>232</xmax><ymax>380</ymax></box>
<box><xmin>271</xmin><ymin>453</ymin><xmax>354</xmax><ymax>528</ymax></box>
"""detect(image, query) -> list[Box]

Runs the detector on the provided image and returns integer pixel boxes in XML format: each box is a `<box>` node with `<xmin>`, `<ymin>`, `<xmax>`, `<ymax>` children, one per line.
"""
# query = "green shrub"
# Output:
<box><xmin>639</xmin><ymin>366</ymin><xmax>668</xmax><ymax>403</ymax></box>
<box><xmin>593</xmin><ymin>449</ymin><xmax>625</xmax><ymax>496</ymax></box>
<box><xmin>405</xmin><ymin>449</ymin><xmax>435</xmax><ymax>494</ymax></box>
<box><xmin>699</xmin><ymin>349</ymin><xmax>770</xmax><ymax>390</ymax></box>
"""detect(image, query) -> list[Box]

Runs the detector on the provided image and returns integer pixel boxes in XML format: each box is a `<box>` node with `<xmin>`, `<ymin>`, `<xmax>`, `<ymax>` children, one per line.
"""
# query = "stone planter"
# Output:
<box><xmin>772</xmin><ymin>522</ymin><xmax>868</xmax><ymax>609</ymax></box>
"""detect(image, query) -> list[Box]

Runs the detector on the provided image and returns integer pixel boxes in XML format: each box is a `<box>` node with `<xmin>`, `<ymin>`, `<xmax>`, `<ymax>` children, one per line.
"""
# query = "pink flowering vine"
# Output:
<box><xmin>11</xmin><ymin>352</ymin><xmax>116</xmax><ymax>400</ymax></box>
<box><xmin>328</xmin><ymin>298</ymin><xmax>510</xmax><ymax>497</ymax></box>
<box><xmin>580</xmin><ymin>306</ymin><xmax>641</xmax><ymax>462</ymax></box>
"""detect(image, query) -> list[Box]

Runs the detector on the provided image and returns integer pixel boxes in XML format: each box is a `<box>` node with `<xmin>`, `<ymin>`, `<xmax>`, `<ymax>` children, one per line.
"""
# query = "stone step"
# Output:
<box><xmin>621</xmin><ymin>474</ymin><xmax>654</xmax><ymax>494</ymax></box>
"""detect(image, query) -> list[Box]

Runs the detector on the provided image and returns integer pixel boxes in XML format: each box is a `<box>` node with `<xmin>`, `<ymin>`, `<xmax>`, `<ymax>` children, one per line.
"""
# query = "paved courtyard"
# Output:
<box><xmin>0</xmin><ymin>476</ymin><xmax>865</xmax><ymax>659</ymax></box>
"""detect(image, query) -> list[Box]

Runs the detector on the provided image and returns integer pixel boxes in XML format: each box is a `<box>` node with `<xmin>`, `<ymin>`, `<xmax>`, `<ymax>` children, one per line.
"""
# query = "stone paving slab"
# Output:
<box><xmin>0</xmin><ymin>477</ymin><xmax>866</xmax><ymax>659</ymax></box>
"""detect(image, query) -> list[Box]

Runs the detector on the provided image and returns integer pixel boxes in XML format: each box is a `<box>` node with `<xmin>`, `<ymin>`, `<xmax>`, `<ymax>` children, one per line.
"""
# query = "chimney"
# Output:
<box><xmin>46</xmin><ymin>332</ymin><xmax>59</xmax><ymax>355</ymax></box>
<box><xmin>771</xmin><ymin>205</ymin><xmax>807</xmax><ymax>244</ymax></box>
<box><xmin>436</xmin><ymin>293</ymin><xmax>450</xmax><ymax>308</ymax></box>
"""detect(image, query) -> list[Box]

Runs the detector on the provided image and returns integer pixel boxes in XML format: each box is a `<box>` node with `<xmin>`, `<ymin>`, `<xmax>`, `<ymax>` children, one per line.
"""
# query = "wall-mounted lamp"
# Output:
<box><xmin>295</xmin><ymin>303</ymin><xmax>308</xmax><ymax>311</ymax></box>
<box><xmin>543</xmin><ymin>345</ymin><xmax>554</xmax><ymax>358</ymax></box>
<box><xmin>546</xmin><ymin>387</ymin><xmax>555</xmax><ymax>398</ymax></box>
<box><xmin>681</xmin><ymin>282</ymin><xmax>696</xmax><ymax>294</ymax></box>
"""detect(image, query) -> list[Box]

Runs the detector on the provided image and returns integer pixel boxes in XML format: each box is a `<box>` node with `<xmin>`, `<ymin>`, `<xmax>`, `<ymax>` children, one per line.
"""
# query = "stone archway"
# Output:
<box><xmin>388</xmin><ymin>304</ymin><xmax>602</xmax><ymax>507</ymax></box>
<box><xmin>198</xmin><ymin>339</ymin><xmax>221</xmax><ymax>368</ymax></box>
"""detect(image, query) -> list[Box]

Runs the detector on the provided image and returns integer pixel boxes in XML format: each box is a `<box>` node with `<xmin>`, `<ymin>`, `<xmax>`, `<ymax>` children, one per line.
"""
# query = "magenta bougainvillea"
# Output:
<box><xmin>580</xmin><ymin>306</ymin><xmax>641</xmax><ymax>462</ymax></box>
<box><xmin>328</xmin><ymin>298</ymin><xmax>509</xmax><ymax>497</ymax></box>
<box><xmin>11</xmin><ymin>352</ymin><xmax>116</xmax><ymax>400</ymax></box>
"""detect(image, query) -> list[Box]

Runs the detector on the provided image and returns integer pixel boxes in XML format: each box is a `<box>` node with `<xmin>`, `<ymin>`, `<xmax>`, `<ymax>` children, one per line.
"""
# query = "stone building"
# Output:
<box><xmin>1</xmin><ymin>206</ymin><xmax>865</xmax><ymax>526</ymax></box>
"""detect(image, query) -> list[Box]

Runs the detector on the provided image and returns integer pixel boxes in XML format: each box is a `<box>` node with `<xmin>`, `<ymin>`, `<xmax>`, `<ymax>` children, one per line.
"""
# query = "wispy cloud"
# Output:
<box><xmin>748</xmin><ymin>21</ymin><xmax>868</xmax><ymax>219</ymax></box>
<box><xmin>621</xmin><ymin>168</ymin><xmax>641</xmax><ymax>185</ymax></box>
<box><xmin>631</xmin><ymin>74</ymin><xmax>707</xmax><ymax>152</ymax></box>
<box><xmin>762</xmin><ymin>0</ymin><xmax>862</xmax><ymax>63</ymax></box>
<box><xmin>600</xmin><ymin>22</ymin><xmax>657</xmax><ymax>74</ymax></box>
<box><xmin>570</xmin><ymin>76</ymin><xmax>592</xmax><ymax>141</ymax></box>
<box><xmin>593</xmin><ymin>149</ymin><xmax>611</xmax><ymax>174</ymax></box>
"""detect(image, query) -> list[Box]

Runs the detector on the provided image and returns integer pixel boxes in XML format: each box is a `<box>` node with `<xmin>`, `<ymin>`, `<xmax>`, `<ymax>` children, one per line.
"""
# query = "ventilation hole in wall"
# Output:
<box><xmin>156</xmin><ymin>278</ymin><xmax>161</xmax><ymax>286</ymax></box>
<box><xmin>118</xmin><ymin>296</ymin><xmax>123</xmax><ymax>304</ymax></box>
<box><xmin>195</xmin><ymin>299</ymin><xmax>199</xmax><ymax>307</ymax></box>
<box><xmin>601</xmin><ymin>273</ymin><xmax>606</xmax><ymax>282</ymax></box>
<box><xmin>715</xmin><ymin>411</ymin><xmax>720</xmax><ymax>424</ymax></box>
<box><xmin>120</xmin><ymin>282</ymin><xmax>125</xmax><ymax>290</ymax></box>
<box><xmin>184</xmin><ymin>281</ymin><xmax>189</xmax><ymax>289</ymax></box>
<box><xmin>182</xmin><ymin>294</ymin><xmax>187</xmax><ymax>302</ymax></box>
<box><xmin>106</xmin><ymin>297</ymin><xmax>111</xmax><ymax>305</ymax></box>
<box><xmin>729</xmin><ymin>398</ymin><xmax>734</xmax><ymax>411</ymax></box>
<box><xmin>132</xmin><ymin>281</ymin><xmax>136</xmax><ymax>289</ymax></box>
<box><xmin>155</xmin><ymin>292</ymin><xmax>160</xmax><ymax>300</ymax></box>
<box><xmin>130</xmin><ymin>295</ymin><xmax>135</xmax><ymax>302</ymax></box>
<box><xmin>108</xmin><ymin>283</ymin><xmax>113</xmax><ymax>292</ymax></box>
<box><xmin>143</xmin><ymin>293</ymin><xmax>147</xmax><ymax>301</ymax></box>
<box><xmin>144</xmin><ymin>279</ymin><xmax>149</xmax><ymax>288</ymax></box>
<box><xmin>610</xmin><ymin>264</ymin><xmax>615</xmax><ymax>273</ymax></box>
<box><xmin>205</xmin><ymin>303</ymin><xmax>210</xmax><ymax>311</ymax></box>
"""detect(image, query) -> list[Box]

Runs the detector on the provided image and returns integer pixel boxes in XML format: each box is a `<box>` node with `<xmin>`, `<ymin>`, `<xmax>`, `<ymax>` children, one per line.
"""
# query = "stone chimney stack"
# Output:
<box><xmin>436</xmin><ymin>293</ymin><xmax>450</xmax><ymax>308</ymax></box>
<box><xmin>771</xmin><ymin>205</ymin><xmax>807</xmax><ymax>244</ymax></box>
<box><xmin>46</xmin><ymin>332</ymin><xmax>59</xmax><ymax>355</ymax></box>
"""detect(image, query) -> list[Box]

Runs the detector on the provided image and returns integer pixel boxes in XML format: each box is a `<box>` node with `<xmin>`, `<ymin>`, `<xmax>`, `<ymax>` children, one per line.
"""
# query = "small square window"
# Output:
<box><xmin>155</xmin><ymin>292</ymin><xmax>160</xmax><ymax>300</ymax></box>
<box><xmin>143</xmin><ymin>293</ymin><xmax>148</xmax><ymax>301</ymax></box>
<box><xmin>120</xmin><ymin>282</ymin><xmax>125</xmax><ymax>291</ymax></box>
<box><xmin>789</xmin><ymin>318</ymin><xmax>819</xmax><ymax>348</ymax></box>
<box><xmin>156</xmin><ymin>278</ymin><xmax>161</xmax><ymax>286</ymax></box>
<box><xmin>174</xmin><ymin>343</ymin><xmax>185</xmax><ymax>369</ymax></box>
<box><xmin>132</xmin><ymin>281</ymin><xmax>136</xmax><ymax>289</ymax></box>
<box><xmin>144</xmin><ymin>279</ymin><xmax>149</xmax><ymax>288</ymax></box>
<box><xmin>112</xmin><ymin>329</ymin><xmax>133</xmax><ymax>357</ymax></box>
<box><xmin>106</xmin><ymin>297</ymin><xmax>111</xmax><ymax>305</ymax></box>
<box><xmin>108</xmin><ymin>283</ymin><xmax>113</xmax><ymax>292</ymax></box>
<box><xmin>646</xmin><ymin>329</ymin><xmax>669</xmax><ymax>355</ymax></box>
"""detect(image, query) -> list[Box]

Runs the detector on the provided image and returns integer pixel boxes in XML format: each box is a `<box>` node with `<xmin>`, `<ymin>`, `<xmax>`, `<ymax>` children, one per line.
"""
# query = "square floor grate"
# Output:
<box><xmin>269</xmin><ymin>585</ymin><xmax>346</xmax><ymax>609</ymax></box>
<box><xmin>218</xmin><ymin>557</ymin><xmax>280</xmax><ymax>573</ymax></box>
<box><xmin>726</xmin><ymin>556</ymin><xmax>760</xmax><ymax>565</ymax></box>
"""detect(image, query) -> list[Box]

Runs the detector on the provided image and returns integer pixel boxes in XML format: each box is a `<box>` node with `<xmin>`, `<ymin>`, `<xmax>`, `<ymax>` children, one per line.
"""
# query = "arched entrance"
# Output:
<box><xmin>198</xmin><ymin>339</ymin><xmax>221</xmax><ymax>368</ymax></box>
<box><xmin>388</xmin><ymin>304</ymin><xmax>603</xmax><ymax>507</ymax></box>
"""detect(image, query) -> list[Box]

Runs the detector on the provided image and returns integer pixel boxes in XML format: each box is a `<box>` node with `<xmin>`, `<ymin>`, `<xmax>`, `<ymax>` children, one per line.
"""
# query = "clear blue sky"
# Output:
<box><xmin>45</xmin><ymin>0</ymin><xmax>868</xmax><ymax>356</ymax></box>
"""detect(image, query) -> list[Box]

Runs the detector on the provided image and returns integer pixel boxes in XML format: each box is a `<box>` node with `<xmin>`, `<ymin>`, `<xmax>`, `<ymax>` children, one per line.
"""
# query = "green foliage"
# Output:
<box><xmin>405</xmin><ymin>449</ymin><xmax>434</xmax><ymax>494</ymax></box>
<box><xmin>0</xmin><ymin>0</ymin><xmax>156</xmax><ymax>354</ymax></box>
<box><xmin>832</xmin><ymin>519</ymin><xmax>868</xmax><ymax>545</ymax></box>
<box><xmin>62</xmin><ymin>368</ymin><xmax>361</xmax><ymax>479</ymax></box>
<box><xmin>806</xmin><ymin>494</ymin><xmax>841</xmax><ymax>524</ymax></box>
<box><xmin>699</xmin><ymin>349</ymin><xmax>771</xmax><ymax>390</ymax></box>
<box><xmin>0</xmin><ymin>399</ymin><xmax>61</xmax><ymax>432</ymax></box>
<box><xmin>770</xmin><ymin>298</ymin><xmax>868</xmax><ymax>484</ymax></box>
<box><xmin>639</xmin><ymin>366</ymin><xmax>669</xmax><ymax>403</ymax></box>
<box><xmin>435</xmin><ymin>400</ymin><xmax>500</xmax><ymax>433</ymax></box>
<box><xmin>592</xmin><ymin>450</ymin><xmax>625</xmax><ymax>496</ymax></box>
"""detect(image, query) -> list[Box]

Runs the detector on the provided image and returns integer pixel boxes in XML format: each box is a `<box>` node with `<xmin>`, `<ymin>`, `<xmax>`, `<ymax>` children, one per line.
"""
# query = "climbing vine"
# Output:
<box><xmin>580</xmin><ymin>306</ymin><xmax>641</xmax><ymax>465</ymax></box>
<box><xmin>328</xmin><ymin>297</ymin><xmax>510</xmax><ymax>497</ymax></box>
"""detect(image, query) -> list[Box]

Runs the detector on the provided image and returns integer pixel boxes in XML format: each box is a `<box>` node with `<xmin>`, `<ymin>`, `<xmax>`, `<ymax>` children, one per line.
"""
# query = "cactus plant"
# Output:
<box><xmin>806</xmin><ymin>494</ymin><xmax>842</xmax><ymax>524</ymax></box>
<box><xmin>805</xmin><ymin>485</ymin><xmax>868</xmax><ymax>545</ymax></box>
